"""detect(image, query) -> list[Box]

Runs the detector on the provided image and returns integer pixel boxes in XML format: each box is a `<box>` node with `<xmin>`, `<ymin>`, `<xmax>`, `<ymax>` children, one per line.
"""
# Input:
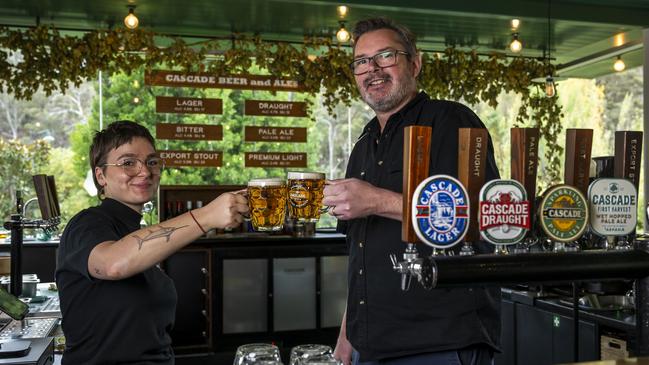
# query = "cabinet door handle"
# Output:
<box><xmin>202</xmin><ymin>331</ymin><xmax>207</xmax><ymax>338</ymax></box>
<box><xmin>201</xmin><ymin>267</ymin><xmax>208</xmax><ymax>275</ymax></box>
<box><xmin>201</xmin><ymin>310</ymin><xmax>207</xmax><ymax>317</ymax></box>
<box><xmin>201</xmin><ymin>288</ymin><xmax>208</xmax><ymax>295</ymax></box>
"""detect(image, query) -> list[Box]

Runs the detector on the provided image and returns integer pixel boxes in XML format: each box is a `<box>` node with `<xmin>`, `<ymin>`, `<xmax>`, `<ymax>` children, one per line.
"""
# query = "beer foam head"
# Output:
<box><xmin>248</xmin><ymin>178</ymin><xmax>285</xmax><ymax>187</ymax></box>
<box><xmin>287</xmin><ymin>171</ymin><xmax>325</xmax><ymax>180</ymax></box>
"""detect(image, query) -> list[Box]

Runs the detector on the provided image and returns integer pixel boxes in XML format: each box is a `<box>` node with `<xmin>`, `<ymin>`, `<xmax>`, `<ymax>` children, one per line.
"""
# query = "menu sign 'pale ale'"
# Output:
<box><xmin>156</xmin><ymin>96</ymin><xmax>223</xmax><ymax>114</ymax></box>
<box><xmin>158</xmin><ymin>150</ymin><xmax>222</xmax><ymax>167</ymax></box>
<box><xmin>157</xmin><ymin>123</ymin><xmax>223</xmax><ymax>141</ymax></box>
<box><xmin>244</xmin><ymin>126</ymin><xmax>307</xmax><ymax>142</ymax></box>
<box><xmin>145</xmin><ymin>71</ymin><xmax>304</xmax><ymax>91</ymax></box>
<box><xmin>245</xmin><ymin>152</ymin><xmax>307</xmax><ymax>168</ymax></box>
<box><xmin>244</xmin><ymin>100</ymin><xmax>307</xmax><ymax>117</ymax></box>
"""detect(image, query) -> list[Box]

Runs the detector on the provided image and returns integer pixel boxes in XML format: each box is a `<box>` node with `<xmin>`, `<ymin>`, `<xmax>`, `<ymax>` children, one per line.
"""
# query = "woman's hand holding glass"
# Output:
<box><xmin>196</xmin><ymin>192</ymin><xmax>249</xmax><ymax>230</ymax></box>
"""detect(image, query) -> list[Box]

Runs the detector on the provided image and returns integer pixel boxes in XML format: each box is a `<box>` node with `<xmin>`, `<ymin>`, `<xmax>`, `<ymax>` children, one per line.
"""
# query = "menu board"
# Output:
<box><xmin>157</xmin><ymin>123</ymin><xmax>223</xmax><ymax>141</ymax></box>
<box><xmin>145</xmin><ymin>71</ymin><xmax>304</xmax><ymax>91</ymax></box>
<box><xmin>245</xmin><ymin>152</ymin><xmax>307</xmax><ymax>168</ymax></box>
<box><xmin>156</xmin><ymin>96</ymin><xmax>223</xmax><ymax>114</ymax></box>
<box><xmin>244</xmin><ymin>126</ymin><xmax>307</xmax><ymax>142</ymax></box>
<box><xmin>159</xmin><ymin>150</ymin><xmax>222</xmax><ymax>167</ymax></box>
<box><xmin>244</xmin><ymin>100</ymin><xmax>307</xmax><ymax>117</ymax></box>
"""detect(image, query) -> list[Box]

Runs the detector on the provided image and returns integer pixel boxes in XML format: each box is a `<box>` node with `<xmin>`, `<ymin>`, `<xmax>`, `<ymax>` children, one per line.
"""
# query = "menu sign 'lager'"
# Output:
<box><xmin>539</xmin><ymin>185</ymin><xmax>589</xmax><ymax>242</ymax></box>
<box><xmin>287</xmin><ymin>172</ymin><xmax>327</xmax><ymax>222</ymax></box>
<box><xmin>478</xmin><ymin>179</ymin><xmax>530</xmax><ymax>245</ymax></box>
<box><xmin>247</xmin><ymin>178</ymin><xmax>287</xmax><ymax>232</ymax></box>
<box><xmin>588</xmin><ymin>178</ymin><xmax>637</xmax><ymax>236</ymax></box>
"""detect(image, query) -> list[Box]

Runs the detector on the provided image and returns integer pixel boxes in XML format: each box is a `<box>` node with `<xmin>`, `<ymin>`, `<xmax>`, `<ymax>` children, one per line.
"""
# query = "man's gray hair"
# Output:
<box><xmin>352</xmin><ymin>17</ymin><xmax>417</xmax><ymax>57</ymax></box>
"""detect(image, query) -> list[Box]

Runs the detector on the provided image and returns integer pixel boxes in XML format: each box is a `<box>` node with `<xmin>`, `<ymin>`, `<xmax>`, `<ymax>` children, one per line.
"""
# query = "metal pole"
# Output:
<box><xmin>642</xmin><ymin>28</ymin><xmax>649</xmax><ymax>232</ymax></box>
<box><xmin>8</xmin><ymin>215</ymin><xmax>22</xmax><ymax>297</ymax></box>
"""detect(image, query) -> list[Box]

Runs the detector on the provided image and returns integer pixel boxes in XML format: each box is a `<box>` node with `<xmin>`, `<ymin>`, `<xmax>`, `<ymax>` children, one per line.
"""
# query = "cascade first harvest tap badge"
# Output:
<box><xmin>588</xmin><ymin>178</ymin><xmax>637</xmax><ymax>236</ymax></box>
<box><xmin>411</xmin><ymin>175</ymin><xmax>469</xmax><ymax>249</ymax></box>
<box><xmin>539</xmin><ymin>185</ymin><xmax>589</xmax><ymax>242</ymax></box>
<box><xmin>478</xmin><ymin>179</ymin><xmax>530</xmax><ymax>245</ymax></box>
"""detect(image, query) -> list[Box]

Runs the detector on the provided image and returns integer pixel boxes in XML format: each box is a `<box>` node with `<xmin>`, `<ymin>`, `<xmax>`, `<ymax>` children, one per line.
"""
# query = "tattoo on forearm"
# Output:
<box><xmin>131</xmin><ymin>225</ymin><xmax>189</xmax><ymax>250</ymax></box>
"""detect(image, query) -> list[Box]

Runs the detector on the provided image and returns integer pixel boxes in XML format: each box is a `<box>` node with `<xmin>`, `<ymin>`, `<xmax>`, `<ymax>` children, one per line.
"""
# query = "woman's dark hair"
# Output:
<box><xmin>352</xmin><ymin>17</ymin><xmax>417</xmax><ymax>58</ymax></box>
<box><xmin>89</xmin><ymin>120</ymin><xmax>155</xmax><ymax>192</ymax></box>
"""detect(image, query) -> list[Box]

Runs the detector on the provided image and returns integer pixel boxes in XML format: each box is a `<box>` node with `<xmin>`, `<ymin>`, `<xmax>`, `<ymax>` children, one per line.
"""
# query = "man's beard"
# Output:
<box><xmin>361</xmin><ymin>73</ymin><xmax>417</xmax><ymax>113</ymax></box>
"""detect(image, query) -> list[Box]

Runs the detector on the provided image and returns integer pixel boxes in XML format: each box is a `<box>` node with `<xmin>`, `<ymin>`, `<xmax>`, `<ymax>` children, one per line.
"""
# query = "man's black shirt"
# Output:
<box><xmin>56</xmin><ymin>198</ymin><xmax>177</xmax><ymax>365</ymax></box>
<box><xmin>340</xmin><ymin>92</ymin><xmax>501</xmax><ymax>361</ymax></box>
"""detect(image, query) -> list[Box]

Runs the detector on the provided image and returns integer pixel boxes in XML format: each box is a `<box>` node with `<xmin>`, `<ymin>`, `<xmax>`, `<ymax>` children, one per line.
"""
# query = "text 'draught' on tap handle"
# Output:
<box><xmin>402</xmin><ymin>126</ymin><xmax>432</xmax><ymax>243</ymax></box>
<box><xmin>510</xmin><ymin>128</ymin><xmax>540</xmax><ymax>251</ymax></box>
<box><xmin>564</xmin><ymin>129</ymin><xmax>593</xmax><ymax>197</ymax></box>
<box><xmin>458</xmin><ymin>128</ymin><xmax>488</xmax><ymax>255</ymax></box>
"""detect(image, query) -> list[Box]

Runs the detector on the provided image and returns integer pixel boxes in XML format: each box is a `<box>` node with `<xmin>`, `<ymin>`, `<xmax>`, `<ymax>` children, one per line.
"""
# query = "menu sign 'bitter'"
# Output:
<box><xmin>156</xmin><ymin>123</ymin><xmax>223</xmax><ymax>141</ymax></box>
<box><xmin>244</xmin><ymin>126</ymin><xmax>307</xmax><ymax>142</ymax></box>
<box><xmin>245</xmin><ymin>152</ymin><xmax>307</xmax><ymax>168</ymax></box>
<box><xmin>156</xmin><ymin>96</ymin><xmax>223</xmax><ymax>114</ymax></box>
<box><xmin>145</xmin><ymin>71</ymin><xmax>304</xmax><ymax>91</ymax></box>
<box><xmin>588</xmin><ymin>178</ymin><xmax>637</xmax><ymax>236</ymax></box>
<box><xmin>159</xmin><ymin>150</ymin><xmax>222</xmax><ymax>167</ymax></box>
<box><xmin>244</xmin><ymin>100</ymin><xmax>307</xmax><ymax>117</ymax></box>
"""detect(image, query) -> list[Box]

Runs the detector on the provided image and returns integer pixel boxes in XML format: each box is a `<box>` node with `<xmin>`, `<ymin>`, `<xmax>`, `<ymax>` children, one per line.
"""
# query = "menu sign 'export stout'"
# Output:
<box><xmin>156</xmin><ymin>96</ymin><xmax>223</xmax><ymax>114</ymax></box>
<box><xmin>244</xmin><ymin>100</ymin><xmax>307</xmax><ymax>117</ymax></box>
<box><xmin>245</xmin><ymin>152</ymin><xmax>307</xmax><ymax>168</ymax></box>
<box><xmin>159</xmin><ymin>150</ymin><xmax>222</xmax><ymax>167</ymax></box>
<box><xmin>244</xmin><ymin>126</ymin><xmax>307</xmax><ymax>142</ymax></box>
<box><xmin>145</xmin><ymin>71</ymin><xmax>304</xmax><ymax>91</ymax></box>
<box><xmin>157</xmin><ymin>123</ymin><xmax>223</xmax><ymax>141</ymax></box>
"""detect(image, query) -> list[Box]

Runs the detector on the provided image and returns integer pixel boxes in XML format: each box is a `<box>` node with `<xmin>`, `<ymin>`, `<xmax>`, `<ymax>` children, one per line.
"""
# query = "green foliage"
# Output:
<box><xmin>0</xmin><ymin>139</ymin><xmax>50</xmax><ymax>220</ymax></box>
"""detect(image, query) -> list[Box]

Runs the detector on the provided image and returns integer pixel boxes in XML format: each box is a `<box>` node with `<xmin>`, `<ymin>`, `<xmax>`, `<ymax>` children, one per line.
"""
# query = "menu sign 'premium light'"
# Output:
<box><xmin>156</xmin><ymin>96</ymin><xmax>223</xmax><ymax>114</ymax></box>
<box><xmin>245</xmin><ymin>152</ymin><xmax>307</xmax><ymax>168</ymax></box>
<box><xmin>156</xmin><ymin>123</ymin><xmax>223</xmax><ymax>141</ymax></box>
<box><xmin>159</xmin><ymin>150</ymin><xmax>222</xmax><ymax>167</ymax></box>
<box><xmin>145</xmin><ymin>71</ymin><xmax>304</xmax><ymax>91</ymax></box>
<box><xmin>244</xmin><ymin>126</ymin><xmax>307</xmax><ymax>142</ymax></box>
<box><xmin>244</xmin><ymin>100</ymin><xmax>307</xmax><ymax>117</ymax></box>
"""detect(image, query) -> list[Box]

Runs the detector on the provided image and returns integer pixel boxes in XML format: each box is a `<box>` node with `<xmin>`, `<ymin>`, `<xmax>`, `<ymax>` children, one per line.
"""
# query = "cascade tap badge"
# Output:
<box><xmin>412</xmin><ymin>175</ymin><xmax>469</xmax><ymax>249</ymax></box>
<box><xmin>479</xmin><ymin>179</ymin><xmax>530</xmax><ymax>245</ymax></box>
<box><xmin>588</xmin><ymin>178</ymin><xmax>637</xmax><ymax>236</ymax></box>
<box><xmin>539</xmin><ymin>185</ymin><xmax>589</xmax><ymax>242</ymax></box>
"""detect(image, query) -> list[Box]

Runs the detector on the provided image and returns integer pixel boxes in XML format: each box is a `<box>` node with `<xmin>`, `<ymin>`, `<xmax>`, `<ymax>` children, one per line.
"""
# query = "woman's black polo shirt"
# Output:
<box><xmin>56</xmin><ymin>198</ymin><xmax>177</xmax><ymax>364</ymax></box>
<box><xmin>339</xmin><ymin>92</ymin><xmax>501</xmax><ymax>361</ymax></box>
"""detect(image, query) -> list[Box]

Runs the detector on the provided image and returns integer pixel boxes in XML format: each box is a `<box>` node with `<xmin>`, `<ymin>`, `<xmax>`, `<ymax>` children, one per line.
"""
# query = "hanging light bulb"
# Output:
<box><xmin>124</xmin><ymin>6</ymin><xmax>139</xmax><ymax>29</ymax></box>
<box><xmin>337</xmin><ymin>22</ymin><xmax>350</xmax><ymax>43</ymax></box>
<box><xmin>337</xmin><ymin>5</ymin><xmax>349</xmax><ymax>18</ymax></box>
<box><xmin>545</xmin><ymin>75</ymin><xmax>556</xmax><ymax>97</ymax></box>
<box><xmin>509</xmin><ymin>33</ymin><xmax>522</xmax><ymax>53</ymax></box>
<box><xmin>613</xmin><ymin>56</ymin><xmax>626</xmax><ymax>72</ymax></box>
<box><xmin>511</xmin><ymin>19</ymin><xmax>520</xmax><ymax>30</ymax></box>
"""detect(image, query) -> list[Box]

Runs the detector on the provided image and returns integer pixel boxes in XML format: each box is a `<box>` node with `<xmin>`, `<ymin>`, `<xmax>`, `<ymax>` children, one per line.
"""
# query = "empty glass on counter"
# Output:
<box><xmin>287</xmin><ymin>172</ymin><xmax>328</xmax><ymax>222</ymax></box>
<box><xmin>247</xmin><ymin>179</ymin><xmax>287</xmax><ymax>232</ymax></box>
<box><xmin>289</xmin><ymin>344</ymin><xmax>333</xmax><ymax>365</ymax></box>
<box><xmin>301</xmin><ymin>355</ymin><xmax>341</xmax><ymax>365</ymax></box>
<box><xmin>234</xmin><ymin>343</ymin><xmax>282</xmax><ymax>365</ymax></box>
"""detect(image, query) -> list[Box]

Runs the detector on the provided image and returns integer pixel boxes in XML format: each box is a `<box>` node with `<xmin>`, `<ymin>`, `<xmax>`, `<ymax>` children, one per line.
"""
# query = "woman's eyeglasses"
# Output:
<box><xmin>103</xmin><ymin>157</ymin><xmax>164</xmax><ymax>176</ymax></box>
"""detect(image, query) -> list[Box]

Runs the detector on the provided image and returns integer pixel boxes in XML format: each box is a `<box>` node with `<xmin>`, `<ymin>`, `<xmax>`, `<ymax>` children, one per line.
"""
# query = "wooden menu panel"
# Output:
<box><xmin>614</xmin><ymin>131</ymin><xmax>643</xmax><ymax>190</ymax></box>
<box><xmin>245</xmin><ymin>152</ymin><xmax>307</xmax><ymax>168</ymax></box>
<box><xmin>157</xmin><ymin>123</ymin><xmax>223</xmax><ymax>141</ymax></box>
<box><xmin>402</xmin><ymin>126</ymin><xmax>432</xmax><ymax>243</ymax></box>
<box><xmin>244</xmin><ymin>126</ymin><xmax>307</xmax><ymax>142</ymax></box>
<box><xmin>159</xmin><ymin>150</ymin><xmax>222</xmax><ymax>167</ymax></box>
<box><xmin>156</xmin><ymin>96</ymin><xmax>223</xmax><ymax>114</ymax></box>
<box><xmin>244</xmin><ymin>100</ymin><xmax>307</xmax><ymax>117</ymax></box>
<box><xmin>145</xmin><ymin>71</ymin><xmax>304</xmax><ymax>91</ymax></box>
<box><xmin>564</xmin><ymin>129</ymin><xmax>593</xmax><ymax>196</ymax></box>
<box><xmin>458</xmin><ymin>128</ymin><xmax>488</xmax><ymax>242</ymax></box>
<box><xmin>511</xmin><ymin>128</ymin><xmax>540</xmax><ymax>208</ymax></box>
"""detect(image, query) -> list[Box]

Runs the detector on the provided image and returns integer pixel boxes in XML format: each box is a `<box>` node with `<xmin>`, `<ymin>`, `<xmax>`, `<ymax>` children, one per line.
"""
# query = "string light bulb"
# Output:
<box><xmin>544</xmin><ymin>76</ymin><xmax>556</xmax><ymax>97</ymax></box>
<box><xmin>509</xmin><ymin>33</ymin><xmax>522</xmax><ymax>53</ymax></box>
<box><xmin>337</xmin><ymin>22</ymin><xmax>350</xmax><ymax>42</ymax></box>
<box><xmin>511</xmin><ymin>19</ymin><xmax>520</xmax><ymax>30</ymax></box>
<box><xmin>124</xmin><ymin>6</ymin><xmax>139</xmax><ymax>29</ymax></box>
<box><xmin>613</xmin><ymin>56</ymin><xmax>626</xmax><ymax>72</ymax></box>
<box><xmin>337</xmin><ymin>5</ymin><xmax>349</xmax><ymax>18</ymax></box>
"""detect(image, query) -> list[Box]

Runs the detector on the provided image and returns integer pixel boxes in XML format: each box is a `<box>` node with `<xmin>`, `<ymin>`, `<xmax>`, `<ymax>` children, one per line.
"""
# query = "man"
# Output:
<box><xmin>323</xmin><ymin>18</ymin><xmax>501</xmax><ymax>365</ymax></box>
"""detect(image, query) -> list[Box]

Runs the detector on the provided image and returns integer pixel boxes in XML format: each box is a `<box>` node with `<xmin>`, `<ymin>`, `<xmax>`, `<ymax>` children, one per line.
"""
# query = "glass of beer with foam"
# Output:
<box><xmin>247</xmin><ymin>178</ymin><xmax>287</xmax><ymax>232</ymax></box>
<box><xmin>287</xmin><ymin>171</ymin><xmax>328</xmax><ymax>222</ymax></box>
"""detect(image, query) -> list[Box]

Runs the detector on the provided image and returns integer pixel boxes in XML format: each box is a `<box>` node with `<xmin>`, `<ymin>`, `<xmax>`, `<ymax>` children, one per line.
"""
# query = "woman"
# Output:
<box><xmin>55</xmin><ymin>120</ymin><xmax>248</xmax><ymax>364</ymax></box>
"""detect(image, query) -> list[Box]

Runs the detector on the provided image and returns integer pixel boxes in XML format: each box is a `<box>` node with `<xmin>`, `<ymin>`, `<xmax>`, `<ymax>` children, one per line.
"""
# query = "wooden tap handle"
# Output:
<box><xmin>458</xmin><ymin>128</ymin><xmax>488</xmax><ymax>242</ymax></box>
<box><xmin>511</xmin><ymin>128</ymin><xmax>540</xmax><ymax>214</ymax></box>
<box><xmin>615</xmin><ymin>131</ymin><xmax>643</xmax><ymax>190</ymax></box>
<box><xmin>402</xmin><ymin>126</ymin><xmax>432</xmax><ymax>243</ymax></box>
<box><xmin>564</xmin><ymin>128</ymin><xmax>593</xmax><ymax>196</ymax></box>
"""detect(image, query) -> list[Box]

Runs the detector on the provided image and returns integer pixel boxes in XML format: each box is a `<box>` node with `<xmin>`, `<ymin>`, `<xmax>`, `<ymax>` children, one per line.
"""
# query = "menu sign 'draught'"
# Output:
<box><xmin>539</xmin><ymin>185</ymin><xmax>589</xmax><ymax>242</ymax></box>
<box><xmin>245</xmin><ymin>152</ymin><xmax>307</xmax><ymax>168</ymax></box>
<box><xmin>159</xmin><ymin>150</ymin><xmax>222</xmax><ymax>167</ymax></box>
<box><xmin>156</xmin><ymin>96</ymin><xmax>223</xmax><ymax>114</ymax></box>
<box><xmin>244</xmin><ymin>100</ymin><xmax>307</xmax><ymax>117</ymax></box>
<box><xmin>588</xmin><ymin>178</ymin><xmax>637</xmax><ymax>236</ymax></box>
<box><xmin>157</xmin><ymin>123</ymin><xmax>223</xmax><ymax>141</ymax></box>
<box><xmin>479</xmin><ymin>179</ymin><xmax>530</xmax><ymax>246</ymax></box>
<box><xmin>244</xmin><ymin>126</ymin><xmax>307</xmax><ymax>142</ymax></box>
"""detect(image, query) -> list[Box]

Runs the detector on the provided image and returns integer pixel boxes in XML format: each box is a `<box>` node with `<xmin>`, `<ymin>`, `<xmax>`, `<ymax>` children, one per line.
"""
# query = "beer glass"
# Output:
<box><xmin>234</xmin><ymin>343</ymin><xmax>281</xmax><ymax>365</ymax></box>
<box><xmin>247</xmin><ymin>178</ymin><xmax>287</xmax><ymax>232</ymax></box>
<box><xmin>289</xmin><ymin>344</ymin><xmax>333</xmax><ymax>365</ymax></box>
<box><xmin>287</xmin><ymin>172</ymin><xmax>327</xmax><ymax>222</ymax></box>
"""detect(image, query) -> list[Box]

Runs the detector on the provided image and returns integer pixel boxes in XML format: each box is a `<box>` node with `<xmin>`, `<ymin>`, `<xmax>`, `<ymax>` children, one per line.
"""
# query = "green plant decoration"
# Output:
<box><xmin>0</xmin><ymin>25</ymin><xmax>562</xmax><ymax>183</ymax></box>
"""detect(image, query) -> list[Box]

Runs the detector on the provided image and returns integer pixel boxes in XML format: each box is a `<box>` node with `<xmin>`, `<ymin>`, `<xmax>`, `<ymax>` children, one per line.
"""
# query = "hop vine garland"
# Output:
<box><xmin>0</xmin><ymin>25</ymin><xmax>562</xmax><ymax>183</ymax></box>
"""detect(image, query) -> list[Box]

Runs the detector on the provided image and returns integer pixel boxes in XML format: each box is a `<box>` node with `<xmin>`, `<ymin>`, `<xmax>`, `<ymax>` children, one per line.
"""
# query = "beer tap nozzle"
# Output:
<box><xmin>390</xmin><ymin>243</ymin><xmax>436</xmax><ymax>291</ymax></box>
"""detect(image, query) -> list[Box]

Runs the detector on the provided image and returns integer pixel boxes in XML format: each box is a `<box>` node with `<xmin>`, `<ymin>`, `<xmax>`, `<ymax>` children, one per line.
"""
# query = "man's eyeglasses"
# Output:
<box><xmin>103</xmin><ymin>157</ymin><xmax>164</xmax><ymax>177</ymax></box>
<box><xmin>350</xmin><ymin>49</ymin><xmax>410</xmax><ymax>75</ymax></box>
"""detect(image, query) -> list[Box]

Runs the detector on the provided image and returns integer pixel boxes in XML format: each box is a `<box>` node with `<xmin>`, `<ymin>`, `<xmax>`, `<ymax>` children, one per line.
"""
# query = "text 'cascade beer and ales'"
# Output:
<box><xmin>247</xmin><ymin>178</ymin><xmax>287</xmax><ymax>232</ymax></box>
<box><xmin>478</xmin><ymin>179</ymin><xmax>530</xmax><ymax>246</ymax></box>
<box><xmin>412</xmin><ymin>175</ymin><xmax>469</xmax><ymax>249</ymax></box>
<box><xmin>287</xmin><ymin>172</ymin><xmax>327</xmax><ymax>223</ymax></box>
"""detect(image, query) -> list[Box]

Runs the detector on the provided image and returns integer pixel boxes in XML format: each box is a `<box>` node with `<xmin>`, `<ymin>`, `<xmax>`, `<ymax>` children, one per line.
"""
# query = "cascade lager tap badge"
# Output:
<box><xmin>539</xmin><ymin>185</ymin><xmax>589</xmax><ymax>242</ymax></box>
<box><xmin>588</xmin><ymin>178</ymin><xmax>637</xmax><ymax>236</ymax></box>
<box><xmin>479</xmin><ymin>179</ymin><xmax>530</xmax><ymax>245</ymax></box>
<box><xmin>412</xmin><ymin>175</ymin><xmax>469</xmax><ymax>249</ymax></box>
